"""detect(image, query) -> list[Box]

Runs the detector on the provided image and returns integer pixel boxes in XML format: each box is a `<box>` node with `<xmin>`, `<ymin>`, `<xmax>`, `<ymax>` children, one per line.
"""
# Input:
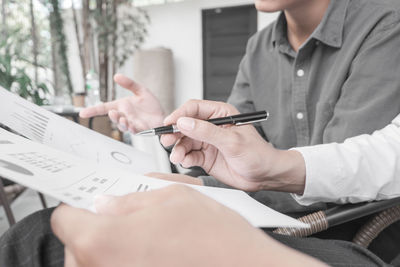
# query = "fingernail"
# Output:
<box><xmin>119</xmin><ymin>123</ymin><xmax>127</xmax><ymax>131</ymax></box>
<box><xmin>94</xmin><ymin>195</ymin><xmax>115</xmax><ymax>212</ymax></box>
<box><xmin>169</xmin><ymin>153</ymin><xmax>175</xmax><ymax>164</ymax></box>
<box><xmin>169</xmin><ymin>150</ymin><xmax>178</xmax><ymax>164</ymax></box>
<box><xmin>177</xmin><ymin>117</ymin><xmax>195</xmax><ymax>131</ymax></box>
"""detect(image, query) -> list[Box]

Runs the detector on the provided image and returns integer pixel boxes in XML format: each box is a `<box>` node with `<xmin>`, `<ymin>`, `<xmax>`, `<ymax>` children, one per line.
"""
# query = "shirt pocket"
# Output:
<box><xmin>313</xmin><ymin>101</ymin><xmax>335</xmax><ymax>143</ymax></box>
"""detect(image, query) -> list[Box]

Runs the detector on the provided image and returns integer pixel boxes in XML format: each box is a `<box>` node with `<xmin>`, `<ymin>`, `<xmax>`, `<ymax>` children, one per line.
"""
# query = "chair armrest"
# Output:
<box><xmin>353</xmin><ymin>205</ymin><xmax>400</xmax><ymax>247</ymax></box>
<box><xmin>273</xmin><ymin>197</ymin><xmax>400</xmax><ymax>237</ymax></box>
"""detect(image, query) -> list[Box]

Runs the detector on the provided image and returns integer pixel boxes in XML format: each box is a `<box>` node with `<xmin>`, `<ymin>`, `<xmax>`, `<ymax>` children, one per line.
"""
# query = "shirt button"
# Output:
<box><xmin>296</xmin><ymin>112</ymin><xmax>304</xmax><ymax>120</ymax></box>
<box><xmin>296</xmin><ymin>69</ymin><xmax>305</xmax><ymax>77</ymax></box>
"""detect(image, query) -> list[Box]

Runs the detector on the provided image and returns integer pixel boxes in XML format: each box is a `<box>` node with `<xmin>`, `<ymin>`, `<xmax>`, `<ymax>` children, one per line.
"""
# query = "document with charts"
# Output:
<box><xmin>0</xmin><ymin>88</ymin><xmax>156</xmax><ymax>174</ymax></box>
<box><xmin>0</xmin><ymin>126</ymin><xmax>308</xmax><ymax>228</ymax></box>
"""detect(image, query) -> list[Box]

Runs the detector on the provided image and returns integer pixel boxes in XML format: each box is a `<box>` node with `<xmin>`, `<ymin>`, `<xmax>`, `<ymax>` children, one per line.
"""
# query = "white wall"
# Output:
<box><xmin>119</xmin><ymin>0</ymin><xmax>278</xmax><ymax>108</ymax></box>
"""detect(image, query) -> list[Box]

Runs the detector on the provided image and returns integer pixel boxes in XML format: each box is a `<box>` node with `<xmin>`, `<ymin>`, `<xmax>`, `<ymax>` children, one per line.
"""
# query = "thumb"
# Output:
<box><xmin>176</xmin><ymin>117</ymin><xmax>231</xmax><ymax>150</ymax></box>
<box><xmin>51</xmin><ymin>204</ymin><xmax>98</xmax><ymax>246</ymax></box>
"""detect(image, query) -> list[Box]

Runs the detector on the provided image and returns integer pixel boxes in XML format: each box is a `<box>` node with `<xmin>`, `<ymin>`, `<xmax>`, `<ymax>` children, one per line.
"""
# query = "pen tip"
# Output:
<box><xmin>135</xmin><ymin>130</ymin><xmax>154</xmax><ymax>136</ymax></box>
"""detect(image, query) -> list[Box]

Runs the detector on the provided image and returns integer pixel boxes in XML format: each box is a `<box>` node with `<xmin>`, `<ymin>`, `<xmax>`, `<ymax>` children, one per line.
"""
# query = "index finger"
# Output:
<box><xmin>163</xmin><ymin>99</ymin><xmax>239</xmax><ymax>126</ymax></box>
<box><xmin>79</xmin><ymin>101</ymin><xmax>117</xmax><ymax>118</ymax></box>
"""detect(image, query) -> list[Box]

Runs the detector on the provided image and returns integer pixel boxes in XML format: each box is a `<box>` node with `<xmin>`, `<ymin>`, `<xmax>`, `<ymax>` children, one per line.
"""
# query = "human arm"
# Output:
<box><xmin>157</xmin><ymin>99</ymin><xmax>400</xmax><ymax>204</ymax></box>
<box><xmin>293</xmin><ymin>114</ymin><xmax>400</xmax><ymax>205</ymax></box>
<box><xmin>51</xmin><ymin>185</ymin><xmax>327</xmax><ymax>267</ymax></box>
<box><xmin>79</xmin><ymin>74</ymin><xmax>165</xmax><ymax>133</ymax></box>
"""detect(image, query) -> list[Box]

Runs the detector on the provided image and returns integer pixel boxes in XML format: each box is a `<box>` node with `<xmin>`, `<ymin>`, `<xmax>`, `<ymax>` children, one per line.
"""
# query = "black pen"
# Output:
<box><xmin>135</xmin><ymin>110</ymin><xmax>269</xmax><ymax>136</ymax></box>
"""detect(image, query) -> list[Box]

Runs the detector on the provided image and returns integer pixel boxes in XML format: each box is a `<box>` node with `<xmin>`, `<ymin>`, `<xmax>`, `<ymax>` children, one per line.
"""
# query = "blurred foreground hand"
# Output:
<box><xmin>51</xmin><ymin>185</ymin><xmax>326</xmax><ymax>267</ymax></box>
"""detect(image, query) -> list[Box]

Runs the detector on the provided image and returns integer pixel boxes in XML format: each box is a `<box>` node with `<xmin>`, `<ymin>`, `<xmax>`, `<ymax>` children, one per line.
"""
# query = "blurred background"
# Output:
<box><xmin>0</xmin><ymin>0</ymin><xmax>278</xmax><ymax>112</ymax></box>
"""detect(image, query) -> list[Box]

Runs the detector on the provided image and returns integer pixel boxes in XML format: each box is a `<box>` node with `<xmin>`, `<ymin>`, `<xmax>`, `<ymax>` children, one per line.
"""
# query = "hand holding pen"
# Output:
<box><xmin>147</xmin><ymin>100</ymin><xmax>286</xmax><ymax>193</ymax></box>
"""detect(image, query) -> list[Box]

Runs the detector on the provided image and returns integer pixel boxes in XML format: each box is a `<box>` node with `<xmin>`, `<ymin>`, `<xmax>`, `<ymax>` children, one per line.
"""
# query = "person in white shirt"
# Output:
<box><xmin>153</xmin><ymin>99</ymin><xmax>400</xmax><ymax>205</ymax></box>
<box><xmin>47</xmin><ymin>100</ymin><xmax>400</xmax><ymax>266</ymax></box>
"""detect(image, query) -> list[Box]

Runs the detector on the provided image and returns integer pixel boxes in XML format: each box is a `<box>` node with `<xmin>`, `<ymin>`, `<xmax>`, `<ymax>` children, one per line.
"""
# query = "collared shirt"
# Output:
<box><xmin>293</xmin><ymin>113</ymin><xmax>400</xmax><ymax>205</ymax></box>
<box><xmin>203</xmin><ymin>0</ymin><xmax>400</xmax><ymax>194</ymax></box>
<box><xmin>228</xmin><ymin>0</ymin><xmax>400</xmax><ymax>149</ymax></box>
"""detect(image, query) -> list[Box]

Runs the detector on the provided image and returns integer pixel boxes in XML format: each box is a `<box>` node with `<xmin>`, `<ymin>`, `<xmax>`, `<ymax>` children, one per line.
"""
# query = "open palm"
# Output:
<box><xmin>80</xmin><ymin>74</ymin><xmax>165</xmax><ymax>133</ymax></box>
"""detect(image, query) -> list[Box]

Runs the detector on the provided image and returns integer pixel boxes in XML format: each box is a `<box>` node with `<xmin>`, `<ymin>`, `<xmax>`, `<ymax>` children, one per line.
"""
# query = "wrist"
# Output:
<box><xmin>260</xmin><ymin>149</ymin><xmax>306</xmax><ymax>194</ymax></box>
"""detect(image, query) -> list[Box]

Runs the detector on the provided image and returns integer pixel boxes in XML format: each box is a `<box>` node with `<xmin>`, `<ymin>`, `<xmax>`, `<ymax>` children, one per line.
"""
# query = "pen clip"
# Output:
<box><xmin>235</xmin><ymin>117</ymin><xmax>268</xmax><ymax>126</ymax></box>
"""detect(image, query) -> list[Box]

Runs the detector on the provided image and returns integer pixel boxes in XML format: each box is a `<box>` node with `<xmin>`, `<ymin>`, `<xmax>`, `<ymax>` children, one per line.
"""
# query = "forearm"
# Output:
<box><xmin>215</xmin><ymin>222</ymin><xmax>327</xmax><ymax>267</ymax></box>
<box><xmin>251</xmin><ymin>231</ymin><xmax>328</xmax><ymax>267</ymax></box>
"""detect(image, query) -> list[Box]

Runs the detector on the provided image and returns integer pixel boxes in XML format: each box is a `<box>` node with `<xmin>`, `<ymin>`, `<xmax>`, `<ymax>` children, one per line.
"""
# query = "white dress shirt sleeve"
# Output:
<box><xmin>292</xmin><ymin>114</ymin><xmax>400</xmax><ymax>205</ymax></box>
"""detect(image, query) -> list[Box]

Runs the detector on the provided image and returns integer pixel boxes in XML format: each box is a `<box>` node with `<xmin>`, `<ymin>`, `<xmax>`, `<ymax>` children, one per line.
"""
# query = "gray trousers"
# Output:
<box><xmin>0</xmin><ymin>208</ymin><xmax>396</xmax><ymax>267</ymax></box>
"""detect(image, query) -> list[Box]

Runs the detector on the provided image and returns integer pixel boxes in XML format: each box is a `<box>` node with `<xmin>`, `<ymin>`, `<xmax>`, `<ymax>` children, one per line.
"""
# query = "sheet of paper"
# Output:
<box><xmin>0</xmin><ymin>88</ymin><xmax>157</xmax><ymax>174</ymax></box>
<box><xmin>0</xmin><ymin>128</ymin><xmax>308</xmax><ymax>228</ymax></box>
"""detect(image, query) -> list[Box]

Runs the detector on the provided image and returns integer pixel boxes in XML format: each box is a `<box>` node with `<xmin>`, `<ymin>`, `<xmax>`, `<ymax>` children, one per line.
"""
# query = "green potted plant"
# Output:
<box><xmin>0</xmin><ymin>34</ymin><xmax>49</xmax><ymax>106</ymax></box>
